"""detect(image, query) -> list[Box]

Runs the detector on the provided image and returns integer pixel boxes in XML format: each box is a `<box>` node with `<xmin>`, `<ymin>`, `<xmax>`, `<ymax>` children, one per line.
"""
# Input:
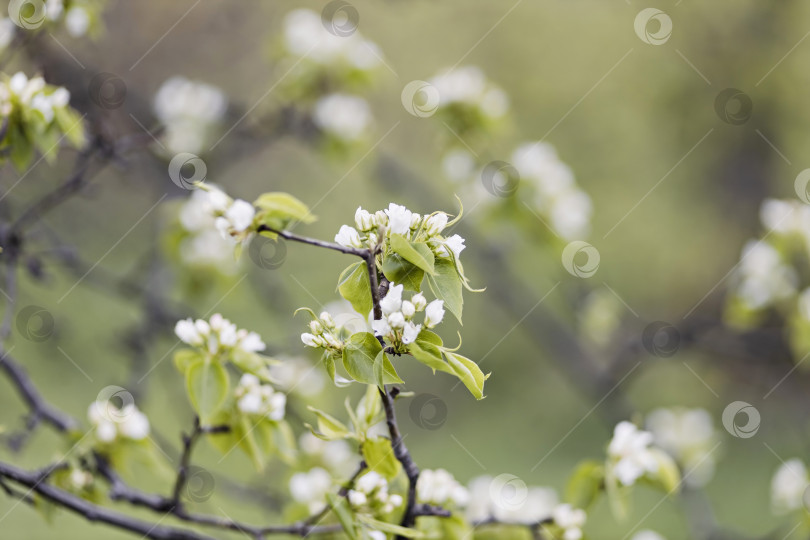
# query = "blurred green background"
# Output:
<box><xmin>2</xmin><ymin>0</ymin><xmax>810</xmax><ymax>538</ymax></box>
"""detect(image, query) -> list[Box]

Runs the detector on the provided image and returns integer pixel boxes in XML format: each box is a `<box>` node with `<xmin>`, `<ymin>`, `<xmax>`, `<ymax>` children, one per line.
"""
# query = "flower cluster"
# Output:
<box><xmin>337</xmin><ymin>203</ymin><xmax>466</xmax><ymax>263</ymax></box>
<box><xmin>87</xmin><ymin>400</ymin><xmax>150</xmax><ymax>443</ymax></box>
<box><xmin>645</xmin><ymin>408</ymin><xmax>716</xmax><ymax>487</ymax></box>
<box><xmin>177</xmin><ymin>188</ymin><xmax>242</xmax><ymax>272</ymax></box>
<box><xmin>512</xmin><ymin>142</ymin><xmax>592</xmax><ymax>240</ymax></box>
<box><xmin>268</xmin><ymin>356</ymin><xmax>326</xmax><ymax>398</ymax></box>
<box><xmin>416</xmin><ymin>468</ymin><xmax>469</xmax><ymax>508</ymax></box>
<box><xmin>301</xmin><ymin>311</ymin><xmax>345</xmax><ymax>354</ymax></box>
<box><xmin>466</xmin><ymin>476</ymin><xmax>558</xmax><ymax>524</ymax></box>
<box><xmin>430</xmin><ymin>65</ymin><xmax>509</xmax><ymax>121</ymax></box>
<box><xmin>182</xmin><ymin>186</ymin><xmax>257</xmax><ymax>251</ymax></box>
<box><xmin>347</xmin><ymin>471</ymin><xmax>403</xmax><ymax>515</ymax></box>
<box><xmin>175</xmin><ymin>313</ymin><xmax>266</xmax><ymax>357</ymax></box>
<box><xmin>282</xmin><ymin>9</ymin><xmax>383</xmax><ymax>73</ymax></box>
<box><xmin>234</xmin><ymin>374</ymin><xmax>286</xmax><ymax>421</ymax></box>
<box><xmin>3</xmin><ymin>0</ymin><xmax>99</xmax><ymax>38</ymax></box>
<box><xmin>313</xmin><ymin>93</ymin><xmax>373</xmax><ymax>142</ymax></box>
<box><xmin>371</xmin><ymin>284</ymin><xmax>443</xmax><ymax>348</ymax></box>
<box><xmin>607</xmin><ymin>421</ymin><xmax>659</xmax><ymax>486</ymax></box>
<box><xmin>1</xmin><ymin>71</ymin><xmax>70</xmax><ymax>120</ymax></box>
<box><xmin>771</xmin><ymin>458</ymin><xmax>808</xmax><ymax>514</ymax></box>
<box><xmin>731</xmin><ymin>240</ymin><xmax>796</xmax><ymax>311</ymax></box>
<box><xmin>153</xmin><ymin>76</ymin><xmax>227</xmax><ymax>154</ymax></box>
<box><xmin>289</xmin><ymin>467</ymin><xmax>333</xmax><ymax>514</ymax></box>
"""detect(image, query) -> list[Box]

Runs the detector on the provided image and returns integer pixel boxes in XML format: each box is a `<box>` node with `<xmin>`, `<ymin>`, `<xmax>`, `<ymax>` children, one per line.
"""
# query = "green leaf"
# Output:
<box><xmin>382</xmin><ymin>254</ymin><xmax>425</xmax><ymax>292</ymax></box>
<box><xmin>327</xmin><ymin>493</ymin><xmax>359</xmax><ymax>540</ymax></box>
<box><xmin>646</xmin><ymin>448</ymin><xmax>681</xmax><ymax>494</ymax></box>
<box><xmin>231</xmin><ymin>349</ymin><xmax>276</xmax><ymax>382</ymax></box>
<box><xmin>338</xmin><ymin>262</ymin><xmax>373</xmax><ymax>316</ymax></box>
<box><xmin>343</xmin><ymin>334</ymin><xmax>403</xmax><ymax>386</ymax></box>
<box><xmin>409</xmin><ymin>338</ymin><xmax>452</xmax><ymax>375</ymax></box>
<box><xmin>173</xmin><ymin>349</ymin><xmax>203</xmax><ymax>374</ymax></box>
<box><xmin>389</xmin><ymin>234</ymin><xmax>435</xmax><ymax>275</ymax></box>
<box><xmin>308</xmin><ymin>406</ymin><xmax>351</xmax><ymax>439</ymax></box>
<box><xmin>565</xmin><ymin>460</ymin><xmax>604</xmax><ymax>509</ymax></box>
<box><xmin>426</xmin><ymin>259</ymin><xmax>463</xmax><ymax>323</ymax></box>
<box><xmin>357</xmin><ymin>515</ymin><xmax>425</xmax><ymax>537</ymax></box>
<box><xmin>233</xmin><ymin>415</ymin><xmax>264</xmax><ymax>470</ymax></box>
<box><xmin>253</xmin><ymin>192</ymin><xmax>316</xmax><ymax>229</ymax></box>
<box><xmin>185</xmin><ymin>359</ymin><xmax>230</xmax><ymax>424</ymax></box>
<box><xmin>445</xmin><ymin>352</ymin><xmax>487</xmax><ymax>400</ymax></box>
<box><xmin>361</xmin><ymin>438</ymin><xmax>401</xmax><ymax>481</ymax></box>
<box><xmin>416</xmin><ymin>515</ymin><xmax>470</xmax><ymax>540</ymax></box>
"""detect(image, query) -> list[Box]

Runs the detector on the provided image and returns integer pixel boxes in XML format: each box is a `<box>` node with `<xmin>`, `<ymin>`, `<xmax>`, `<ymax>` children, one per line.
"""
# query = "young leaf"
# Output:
<box><xmin>646</xmin><ymin>448</ymin><xmax>681</xmax><ymax>494</ymax></box>
<box><xmin>565</xmin><ymin>460</ymin><xmax>604</xmax><ymax>509</ymax></box>
<box><xmin>253</xmin><ymin>192</ymin><xmax>316</xmax><ymax>229</ymax></box>
<box><xmin>185</xmin><ymin>359</ymin><xmax>230</xmax><ymax>424</ymax></box>
<box><xmin>426</xmin><ymin>259</ymin><xmax>463</xmax><ymax>323</ymax></box>
<box><xmin>444</xmin><ymin>352</ymin><xmax>487</xmax><ymax>399</ymax></box>
<box><xmin>361</xmin><ymin>437</ymin><xmax>401</xmax><ymax>480</ymax></box>
<box><xmin>382</xmin><ymin>254</ymin><xmax>425</xmax><ymax>292</ymax></box>
<box><xmin>338</xmin><ymin>262</ymin><xmax>373</xmax><ymax>316</ymax></box>
<box><xmin>173</xmin><ymin>349</ymin><xmax>202</xmax><ymax>374</ymax></box>
<box><xmin>389</xmin><ymin>234</ymin><xmax>435</xmax><ymax>275</ymax></box>
<box><xmin>327</xmin><ymin>493</ymin><xmax>359</xmax><ymax>540</ymax></box>
<box><xmin>307</xmin><ymin>406</ymin><xmax>351</xmax><ymax>440</ymax></box>
<box><xmin>233</xmin><ymin>415</ymin><xmax>264</xmax><ymax>471</ymax></box>
<box><xmin>409</xmin><ymin>339</ymin><xmax>452</xmax><ymax>375</ymax></box>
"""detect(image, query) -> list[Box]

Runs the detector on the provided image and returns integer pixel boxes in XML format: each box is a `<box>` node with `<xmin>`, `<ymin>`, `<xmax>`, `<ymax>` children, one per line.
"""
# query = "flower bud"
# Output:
<box><xmin>319</xmin><ymin>311</ymin><xmax>335</xmax><ymax>328</ymax></box>
<box><xmin>355</xmin><ymin>207</ymin><xmax>374</xmax><ymax>231</ymax></box>
<box><xmin>411</xmin><ymin>293</ymin><xmax>427</xmax><ymax>311</ymax></box>
<box><xmin>309</xmin><ymin>320</ymin><xmax>323</xmax><ymax>334</ymax></box>
<box><xmin>401</xmin><ymin>300</ymin><xmax>416</xmax><ymax>318</ymax></box>
<box><xmin>301</xmin><ymin>333</ymin><xmax>321</xmax><ymax>347</ymax></box>
<box><xmin>388</xmin><ymin>311</ymin><xmax>406</xmax><ymax>329</ymax></box>
<box><xmin>410</xmin><ymin>213</ymin><xmax>422</xmax><ymax>229</ymax></box>
<box><xmin>424</xmin><ymin>212</ymin><xmax>449</xmax><ymax>236</ymax></box>
<box><xmin>424</xmin><ymin>300</ymin><xmax>445</xmax><ymax>328</ymax></box>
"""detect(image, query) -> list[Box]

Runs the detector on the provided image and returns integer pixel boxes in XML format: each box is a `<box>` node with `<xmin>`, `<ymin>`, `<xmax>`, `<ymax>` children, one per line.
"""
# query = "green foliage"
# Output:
<box><xmin>566</xmin><ymin>460</ymin><xmax>604</xmax><ymax>509</ymax></box>
<box><xmin>253</xmin><ymin>192</ymin><xmax>316</xmax><ymax>230</ymax></box>
<box><xmin>185</xmin><ymin>359</ymin><xmax>230</xmax><ymax>424</ymax></box>
<box><xmin>389</xmin><ymin>233</ymin><xmax>436</xmax><ymax>275</ymax></box>
<box><xmin>338</xmin><ymin>262</ymin><xmax>373</xmax><ymax>316</ymax></box>
<box><xmin>425</xmin><ymin>259</ymin><xmax>464</xmax><ymax>323</ymax></box>
<box><xmin>361</xmin><ymin>437</ymin><xmax>401</xmax><ymax>480</ymax></box>
<box><xmin>343</xmin><ymin>332</ymin><xmax>403</xmax><ymax>387</ymax></box>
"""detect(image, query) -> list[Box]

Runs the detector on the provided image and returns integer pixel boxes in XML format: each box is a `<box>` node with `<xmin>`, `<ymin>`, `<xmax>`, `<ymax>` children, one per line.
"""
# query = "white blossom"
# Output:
<box><xmin>771</xmin><ymin>458</ymin><xmax>809</xmax><ymax>514</ymax></box>
<box><xmin>235</xmin><ymin>374</ymin><xmax>286</xmax><ymax>421</ymax></box>
<box><xmin>65</xmin><ymin>6</ymin><xmax>90</xmax><ymax>37</ymax></box>
<box><xmin>411</xmin><ymin>293</ymin><xmax>427</xmax><ymax>311</ymax></box>
<box><xmin>313</xmin><ymin>93</ymin><xmax>372</xmax><ymax>141</ymax></box>
<box><xmin>384</xmin><ymin>203</ymin><xmax>413</xmax><ymax>236</ymax></box>
<box><xmin>380</xmin><ymin>284</ymin><xmax>404</xmax><ymax>315</ymax></box>
<box><xmin>355</xmin><ymin>207</ymin><xmax>375</xmax><ymax>231</ymax></box>
<box><xmin>153</xmin><ymin>77</ymin><xmax>227</xmax><ymax>154</ymax></box>
<box><xmin>175</xmin><ymin>314</ymin><xmax>266</xmax><ymax>357</ymax></box>
<box><xmin>416</xmin><ymin>469</ymin><xmax>469</xmax><ymax>507</ymax></box>
<box><xmin>608</xmin><ymin>421</ymin><xmax>659</xmax><ymax>486</ymax></box>
<box><xmin>434</xmin><ymin>234</ymin><xmax>466</xmax><ymax>260</ymax></box>
<box><xmin>87</xmin><ymin>400</ymin><xmax>150</xmax><ymax>443</ymax></box>
<box><xmin>423</xmin><ymin>212</ymin><xmax>449</xmax><ymax>236</ymax></box>
<box><xmin>552</xmin><ymin>504</ymin><xmax>586</xmax><ymax>540</ymax></box>
<box><xmin>290</xmin><ymin>467</ymin><xmax>333</xmax><ymax>513</ymax></box>
<box><xmin>424</xmin><ymin>300</ymin><xmax>445</xmax><ymax>328</ymax></box>
<box><xmin>348</xmin><ymin>471</ymin><xmax>403</xmax><ymax>515</ymax></box>
<box><xmin>335</xmin><ymin>225</ymin><xmax>363</xmax><ymax>248</ymax></box>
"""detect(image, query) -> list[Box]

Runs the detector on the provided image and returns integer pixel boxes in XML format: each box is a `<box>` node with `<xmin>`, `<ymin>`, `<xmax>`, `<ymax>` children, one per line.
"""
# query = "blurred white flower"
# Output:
<box><xmin>290</xmin><ymin>467</ymin><xmax>333</xmax><ymax>513</ymax></box>
<box><xmin>771</xmin><ymin>458</ymin><xmax>808</xmax><ymax>514</ymax></box>
<box><xmin>645</xmin><ymin>408</ymin><xmax>716</xmax><ymax>487</ymax></box>
<box><xmin>87</xmin><ymin>400</ymin><xmax>150</xmax><ymax>443</ymax></box>
<box><xmin>65</xmin><ymin>6</ymin><xmax>90</xmax><ymax>37</ymax></box>
<box><xmin>313</xmin><ymin>93</ymin><xmax>372</xmax><ymax>141</ymax></box>
<box><xmin>417</xmin><ymin>469</ymin><xmax>469</xmax><ymax>507</ymax></box>
<box><xmin>153</xmin><ymin>77</ymin><xmax>227</xmax><ymax>154</ymax></box>
<box><xmin>0</xmin><ymin>18</ymin><xmax>16</xmax><ymax>51</ymax></box>
<box><xmin>235</xmin><ymin>374</ymin><xmax>286</xmax><ymax>421</ymax></box>
<box><xmin>349</xmin><ymin>471</ymin><xmax>403</xmax><ymax>515</ymax></box>
<box><xmin>631</xmin><ymin>531</ymin><xmax>667</xmax><ymax>540</ymax></box>
<box><xmin>442</xmin><ymin>149</ymin><xmax>476</xmax><ymax>184</ymax></box>
<box><xmin>735</xmin><ymin>240</ymin><xmax>797</xmax><ymax>310</ymax></box>
<box><xmin>269</xmin><ymin>356</ymin><xmax>326</xmax><ymax>397</ymax></box>
<box><xmin>608</xmin><ymin>421</ymin><xmax>659</xmax><ymax>486</ymax></box>
<box><xmin>282</xmin><ymin>9</ymin><xmax>383</xmax><ymax>70</ymax></box>
<box><xmin>175</xmin><ymin>314</ymin><xmax>266</xmax><ymax>356</ymax></box>
<box><xmin>552</xmin><ymin>504</ymin><xmax>586</xmax><ymax>540</ymax></box>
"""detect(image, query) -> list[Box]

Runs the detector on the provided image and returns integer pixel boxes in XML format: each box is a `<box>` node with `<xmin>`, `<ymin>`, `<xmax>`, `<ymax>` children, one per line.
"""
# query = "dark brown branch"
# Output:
<box><xmin>0</xmin><ymin>460</ymin><xmax>217</xmax><ymax>540</ymax></box>
<box><xmin>257</xmin><ymin>225</ymin><xmax>368</xmax><ymax>258</ymax></box>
